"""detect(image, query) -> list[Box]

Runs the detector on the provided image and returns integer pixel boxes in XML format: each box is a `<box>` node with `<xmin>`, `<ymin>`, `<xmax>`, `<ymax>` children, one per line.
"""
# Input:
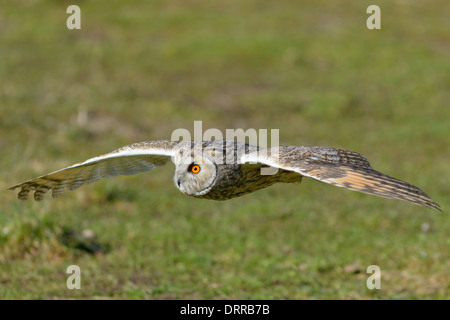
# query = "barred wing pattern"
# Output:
<box><xmin>242</xmin><ymin>146</ymin><xmax>441</xmax><ymax>211</ymax></box>
<box><xmin>9</xmin><ymin>141</ymin><xmax>178</xmax><ymax>201</ymax></box>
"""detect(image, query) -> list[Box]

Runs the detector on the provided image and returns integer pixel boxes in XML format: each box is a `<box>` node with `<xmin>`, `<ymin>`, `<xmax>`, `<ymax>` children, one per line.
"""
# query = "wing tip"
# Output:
<box><xmin>17</xmin><ymin>189</ymin><xmax>30</xmax><ymax>200</ymax></box>
<box><xmin>9</xmin><ymin>183</ymin><xmax>49</xmax><ymax>201</ymax></box>
<box><xmin>426</xmin><ymin>200</ymin><xmax>442</xmax><ymax>212</ymax></box>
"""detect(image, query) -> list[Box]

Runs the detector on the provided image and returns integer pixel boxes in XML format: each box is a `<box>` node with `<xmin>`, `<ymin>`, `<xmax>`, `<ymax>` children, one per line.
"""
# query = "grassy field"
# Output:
<box><xmin>0</xmin><ymin>0</ymin><xmax>449</xmax><ymax>299</ymax></box>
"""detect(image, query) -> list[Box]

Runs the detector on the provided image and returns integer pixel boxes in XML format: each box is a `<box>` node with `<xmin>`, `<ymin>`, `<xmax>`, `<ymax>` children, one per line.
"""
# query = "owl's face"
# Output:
<box><xmin>172</xmin><ymin>150</ymin><xmax>217</xmax><ymax>196</ymax></box>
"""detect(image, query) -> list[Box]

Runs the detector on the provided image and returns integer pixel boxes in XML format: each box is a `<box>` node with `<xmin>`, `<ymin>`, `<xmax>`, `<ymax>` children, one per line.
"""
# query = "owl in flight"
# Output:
<box><xmin>9</xmin><ymin>140</ymin><xmax>441</xmax><ymax>211</ymax></box>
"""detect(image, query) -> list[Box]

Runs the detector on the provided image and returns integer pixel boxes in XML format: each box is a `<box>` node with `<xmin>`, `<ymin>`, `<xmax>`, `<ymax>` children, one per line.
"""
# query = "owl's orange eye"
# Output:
<box><xmin>189</xmin><ymin>164</ymin><xmax>201</xmax><ymax>174</ymax></box>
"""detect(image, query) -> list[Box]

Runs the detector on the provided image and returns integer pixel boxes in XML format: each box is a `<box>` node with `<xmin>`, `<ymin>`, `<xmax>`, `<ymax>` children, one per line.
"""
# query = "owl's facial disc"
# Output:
<box><xmin>173</xmin><ymin>152</ymin><xmax>217</xmax><ymax>196</ymax></box>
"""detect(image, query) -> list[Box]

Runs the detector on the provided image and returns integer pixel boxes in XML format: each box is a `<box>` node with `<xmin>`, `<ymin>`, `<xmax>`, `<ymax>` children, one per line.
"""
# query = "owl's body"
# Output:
<box><xmin>9</xmin><ymin>140</ymin><xmax>441</xmax><ymax>211</ymax></box>
<box><xmin>171</xmin><ymin>140</ymin><xmax>299</xmax><ymax>200</ymax></box>
<box><xmin>197</xmin><ymin>162</ymin><xmax>299</xmax><ymax>200</ymax></box>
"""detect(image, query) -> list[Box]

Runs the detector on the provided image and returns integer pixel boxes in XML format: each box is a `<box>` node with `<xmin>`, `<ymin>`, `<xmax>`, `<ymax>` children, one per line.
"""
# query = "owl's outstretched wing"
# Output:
<box><xmin>9</xmin><ymin>140</ymin><xmax>179</xmax><ymax>201</ymax></box>
<box><xmin>241</xmin><ymin>146</ymin><xmax>441</xmax><ymax>211</ymax></box>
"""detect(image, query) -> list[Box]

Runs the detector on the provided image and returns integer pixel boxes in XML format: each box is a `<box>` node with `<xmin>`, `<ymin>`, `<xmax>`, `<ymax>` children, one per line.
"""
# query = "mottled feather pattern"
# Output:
<box><xmin>265</xmin><ymin>146</ymin><xmax>371</xmax><ymax>168</ymax></box>
<box><xmin>9</xmin><ymin>140</ymin><xmax>178</xmax><ymax>201</ymax></box>
<box><xmin>258</xmin><ymin>146</ymin><xmax>440</xmax><ymax>211</ymax></box>
<box><xmin>9</xmin><ymin>140</ymin><xmax>441</xmax><ymax>211</ymax></box>
<box><xmin>298</xmin><ymin>163</ymin><xmax>441</xmax><ymax>211</ymax></box>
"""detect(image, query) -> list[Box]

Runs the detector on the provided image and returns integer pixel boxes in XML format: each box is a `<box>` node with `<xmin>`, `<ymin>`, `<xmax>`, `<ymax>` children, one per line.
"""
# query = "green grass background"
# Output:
<box><xmin>0</xmin><ymin>0</ymin><xmax>448</xmax><ymax>299</ymax></box>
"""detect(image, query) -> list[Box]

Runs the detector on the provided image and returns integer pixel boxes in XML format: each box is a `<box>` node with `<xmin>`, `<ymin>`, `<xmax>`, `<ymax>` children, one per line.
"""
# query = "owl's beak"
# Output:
<box><xmin>177</xmin><ymin>178</ymin><xmax>181</xmax><ymax>187</ymax></box>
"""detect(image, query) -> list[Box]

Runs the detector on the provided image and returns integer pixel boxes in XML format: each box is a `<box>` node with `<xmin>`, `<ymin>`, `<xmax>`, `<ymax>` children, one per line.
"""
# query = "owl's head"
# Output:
<box><xmin>172</xmin><ymin>149</ymin><xmax>217</xmax><ymax>196</ymax></box>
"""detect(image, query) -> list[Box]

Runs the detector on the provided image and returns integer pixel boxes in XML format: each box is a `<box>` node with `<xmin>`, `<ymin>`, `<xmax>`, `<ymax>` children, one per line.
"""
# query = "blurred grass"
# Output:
<box><xmin>0</xmin><ymin>0</ymin><xmax>449</xmax><ymax>299</ymax></box>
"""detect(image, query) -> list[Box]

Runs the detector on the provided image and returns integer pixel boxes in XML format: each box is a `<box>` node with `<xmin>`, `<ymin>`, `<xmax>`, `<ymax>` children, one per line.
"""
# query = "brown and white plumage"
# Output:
<box><xmin>242</xmin><ymin>146</ymin><xmax>441</xmax><ymax>211</ymax></box>
<box><xmin>9</xmin><ymin>141</ymin><xmax>178</xmax><ymax>201</ymax></box>
<box><xmin>9</xmin><ymin>140</ymin><xmax>441</xmax><ymax>211</ymax></box>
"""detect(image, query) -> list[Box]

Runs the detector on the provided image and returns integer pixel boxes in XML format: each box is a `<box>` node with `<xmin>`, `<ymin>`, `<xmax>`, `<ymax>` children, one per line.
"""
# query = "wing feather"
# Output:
<box><xmin>241</xmin><ymin>146</ymin><xmax>441</xmax><ymax>211</ymax></box>
<box><xmin>9</xmin><ymin>140</ymin><xmax>179</xmax><ymax>201</ymax></box>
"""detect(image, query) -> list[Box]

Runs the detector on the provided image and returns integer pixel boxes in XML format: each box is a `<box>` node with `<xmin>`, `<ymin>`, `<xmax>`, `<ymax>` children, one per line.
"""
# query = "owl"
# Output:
<box><xmin>9</xmin><ymin>140</ymin><xmax>441</xmax><ymax>211</ymax></box>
